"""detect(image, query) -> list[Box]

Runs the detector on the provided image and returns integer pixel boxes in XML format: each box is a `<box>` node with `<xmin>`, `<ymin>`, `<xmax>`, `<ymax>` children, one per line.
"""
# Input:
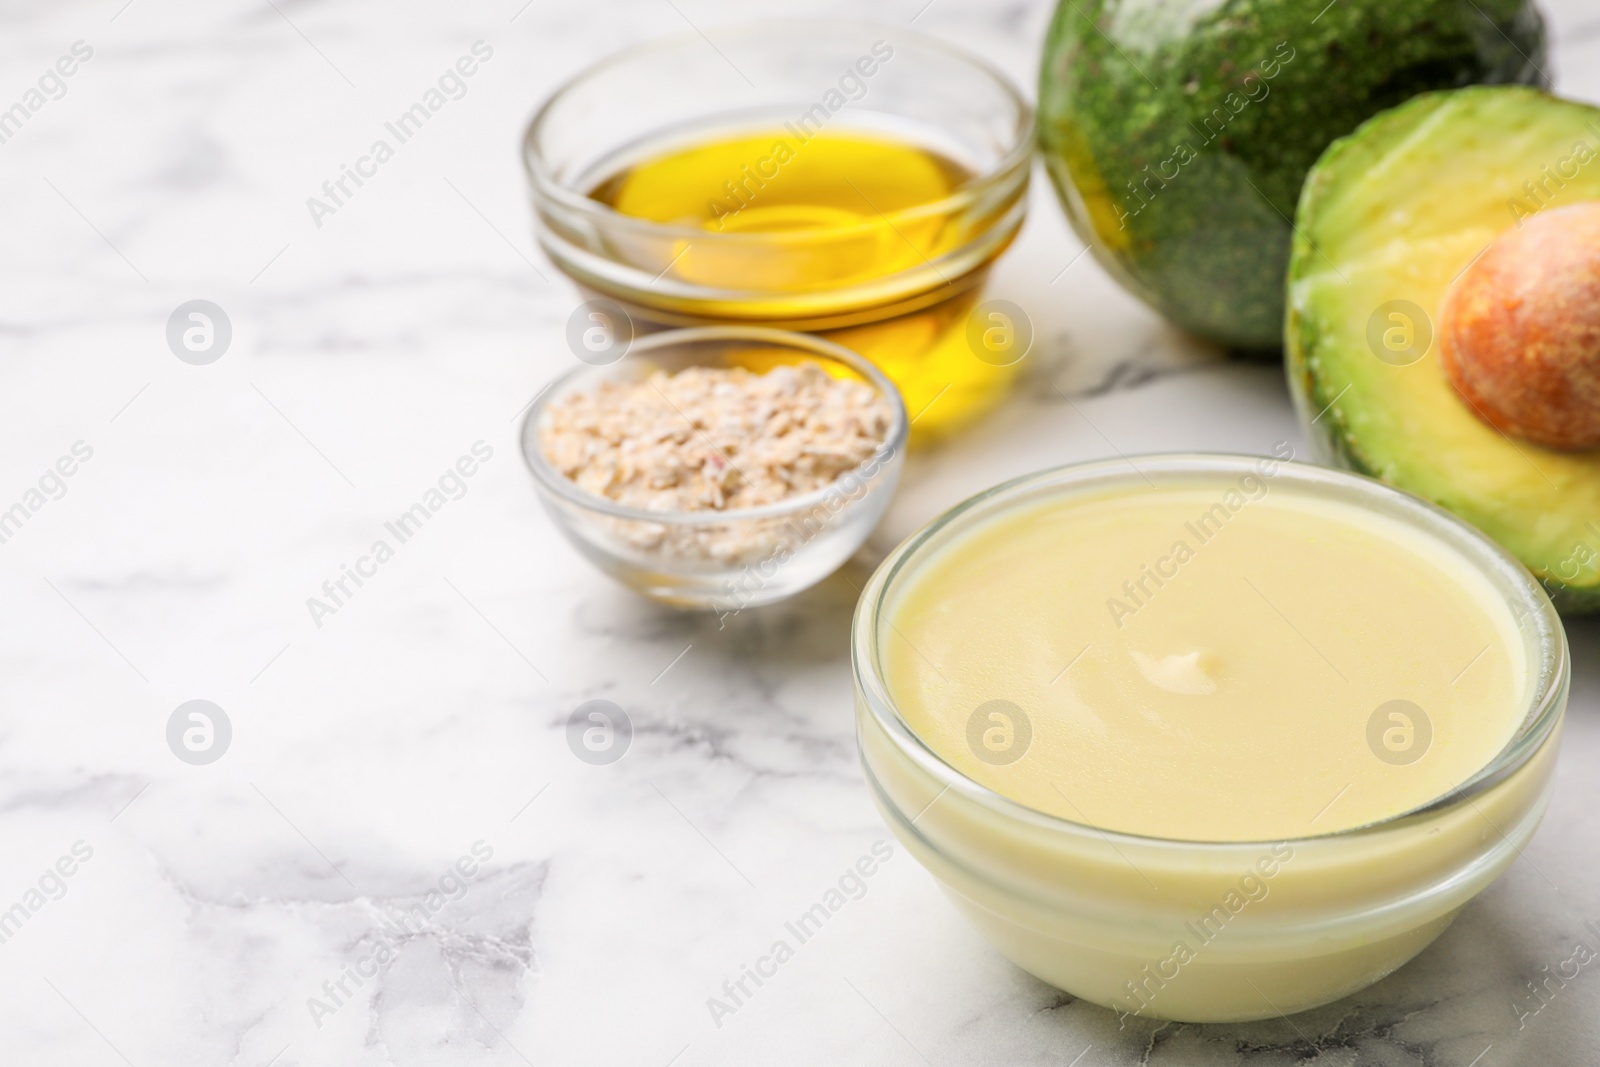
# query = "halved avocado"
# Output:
<box><xmin>1289</xmin><ymin>86</ymin><xmax>1600</xmax><ymax>612</ymax></box>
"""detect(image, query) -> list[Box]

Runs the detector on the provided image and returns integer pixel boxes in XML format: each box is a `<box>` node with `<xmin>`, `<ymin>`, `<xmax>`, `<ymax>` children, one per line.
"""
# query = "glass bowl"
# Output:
<box><xmin>853</xmin><ymin>454</ymin><xmax>1569</xmax><ymax>1022</ymax></box>
<box><xmin>522</xmin><ymin>326</ymin><xmax>907</xmax><ymax>612</ymax></box>
<box><xmin>522</xmin><ymin>20</ymin><xmax>1033</xmax><ymax>441</ymax></box>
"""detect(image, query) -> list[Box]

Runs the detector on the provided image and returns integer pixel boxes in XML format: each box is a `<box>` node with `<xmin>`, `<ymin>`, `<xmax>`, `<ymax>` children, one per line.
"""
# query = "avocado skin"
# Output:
<box><xmin>1037</xmin><ymin>0</ymin><xmax>1548</xmax><ymax>353</ymax></box>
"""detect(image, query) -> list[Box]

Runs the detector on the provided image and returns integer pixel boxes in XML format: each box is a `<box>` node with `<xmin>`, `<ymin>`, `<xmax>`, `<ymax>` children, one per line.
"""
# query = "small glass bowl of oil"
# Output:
<box><xmin>520</xmin><ymin>326</ymin><xmax>907</xmax><ymax>612</ymax></box>
<box><xmin>524</xmin><ymin>21</ymin><xmax>1033</xmax><ymax>442</ymax></box>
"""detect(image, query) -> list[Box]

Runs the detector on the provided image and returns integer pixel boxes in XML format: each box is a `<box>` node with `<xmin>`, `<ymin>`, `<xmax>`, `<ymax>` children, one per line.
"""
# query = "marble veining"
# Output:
<box><xmin>1</xmin><ymin>0</ymin><xmax>1598</xmax><ymax>1064</ymax></box>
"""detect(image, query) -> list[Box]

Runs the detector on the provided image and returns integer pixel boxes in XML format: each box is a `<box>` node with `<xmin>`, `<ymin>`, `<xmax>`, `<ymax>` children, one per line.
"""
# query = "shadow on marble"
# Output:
<box><xmin>1563</xmin><ymin>615</ymin><xmax>1600</xmax><ymax>719</ymax></box>
<box><xmin>567</xmin><ymin>561</ymin><xmax>870</xmax><ymax>673</ymax></box>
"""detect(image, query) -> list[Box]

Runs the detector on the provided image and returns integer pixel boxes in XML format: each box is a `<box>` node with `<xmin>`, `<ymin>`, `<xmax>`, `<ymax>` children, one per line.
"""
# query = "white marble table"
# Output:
<box><xmin>3</xmin><ymin>0</ymin><xmax>1598</xmax><ymax>1064</ymax></box>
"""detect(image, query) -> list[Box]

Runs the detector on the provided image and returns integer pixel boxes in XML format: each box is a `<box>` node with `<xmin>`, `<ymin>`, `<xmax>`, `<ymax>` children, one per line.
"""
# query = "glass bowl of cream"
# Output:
<box><xmin>523</xmin><ymin>326</ymin><xmax>906</xmax><ymax>612</ymax></box>
<box><xmin>853</xmin><ymin>453</ymin><xmax>1568</xmax><ymax>1023</ymax></box>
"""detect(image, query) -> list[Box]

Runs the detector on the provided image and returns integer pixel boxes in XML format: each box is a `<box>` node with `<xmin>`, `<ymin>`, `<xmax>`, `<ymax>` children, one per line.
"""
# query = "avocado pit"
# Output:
<box><xmin>1439</xmin><ymin>202</ymin><xmax>1600</xmax><ymax>451</ymax></box>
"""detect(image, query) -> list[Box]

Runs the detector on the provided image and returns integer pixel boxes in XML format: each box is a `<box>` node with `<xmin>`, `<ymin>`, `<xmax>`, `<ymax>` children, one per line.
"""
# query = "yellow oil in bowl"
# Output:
<box><xmin>583</xmin><ymin>127</ymin><xmax>1021</xmax><ymax>441</ymax></box>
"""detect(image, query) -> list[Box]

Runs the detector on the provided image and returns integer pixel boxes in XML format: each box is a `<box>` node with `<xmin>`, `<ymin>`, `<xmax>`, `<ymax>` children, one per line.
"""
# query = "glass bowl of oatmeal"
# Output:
<box><xmin>521</xmin><ymin>326</ymin><xmax>907</xmax><ymax>611</ymax></box>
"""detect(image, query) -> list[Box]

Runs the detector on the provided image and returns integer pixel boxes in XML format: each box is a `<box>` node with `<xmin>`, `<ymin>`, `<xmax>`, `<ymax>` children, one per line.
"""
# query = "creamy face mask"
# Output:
<box><xmin>883</xmin><ymin>470</ymin><xmax>1525</xmax><ymax>841</ymax></box>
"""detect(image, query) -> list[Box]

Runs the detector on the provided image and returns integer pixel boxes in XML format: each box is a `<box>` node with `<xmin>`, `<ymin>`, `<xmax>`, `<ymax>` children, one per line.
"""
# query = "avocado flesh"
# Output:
<box><xmin>1037</xmin><ymin>0</ymin><xmax>1548</xmax><ymax>352</ymax></box>
<box><xmin>1289</xmin><ymin>86</ymin><xmax>1600</xmax><ymax>612</ymax></box>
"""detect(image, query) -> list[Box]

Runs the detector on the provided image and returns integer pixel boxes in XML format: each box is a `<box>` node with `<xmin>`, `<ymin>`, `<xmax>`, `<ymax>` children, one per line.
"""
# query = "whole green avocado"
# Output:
<box><xmin>1037</xmin><ymin>0</ymin><xmax>1548</xmax><ymax>352</ymax></box>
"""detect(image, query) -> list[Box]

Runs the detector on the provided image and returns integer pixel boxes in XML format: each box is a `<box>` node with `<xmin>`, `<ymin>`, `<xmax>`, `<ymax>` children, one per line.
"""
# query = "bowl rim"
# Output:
<box><xmin>521</xmin><ymin>18</ymin><xmax>1036</xmax><ymax>245</ymax></box>
<box><xmin>520</xmin><ymin>325</ymin><xmax>909</xmax><ymax>524</ymax></box>
<box><xmin>852</xmin><ymin>452</ymin><xmax>1571</xmax><ymax>849</ymax></box>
